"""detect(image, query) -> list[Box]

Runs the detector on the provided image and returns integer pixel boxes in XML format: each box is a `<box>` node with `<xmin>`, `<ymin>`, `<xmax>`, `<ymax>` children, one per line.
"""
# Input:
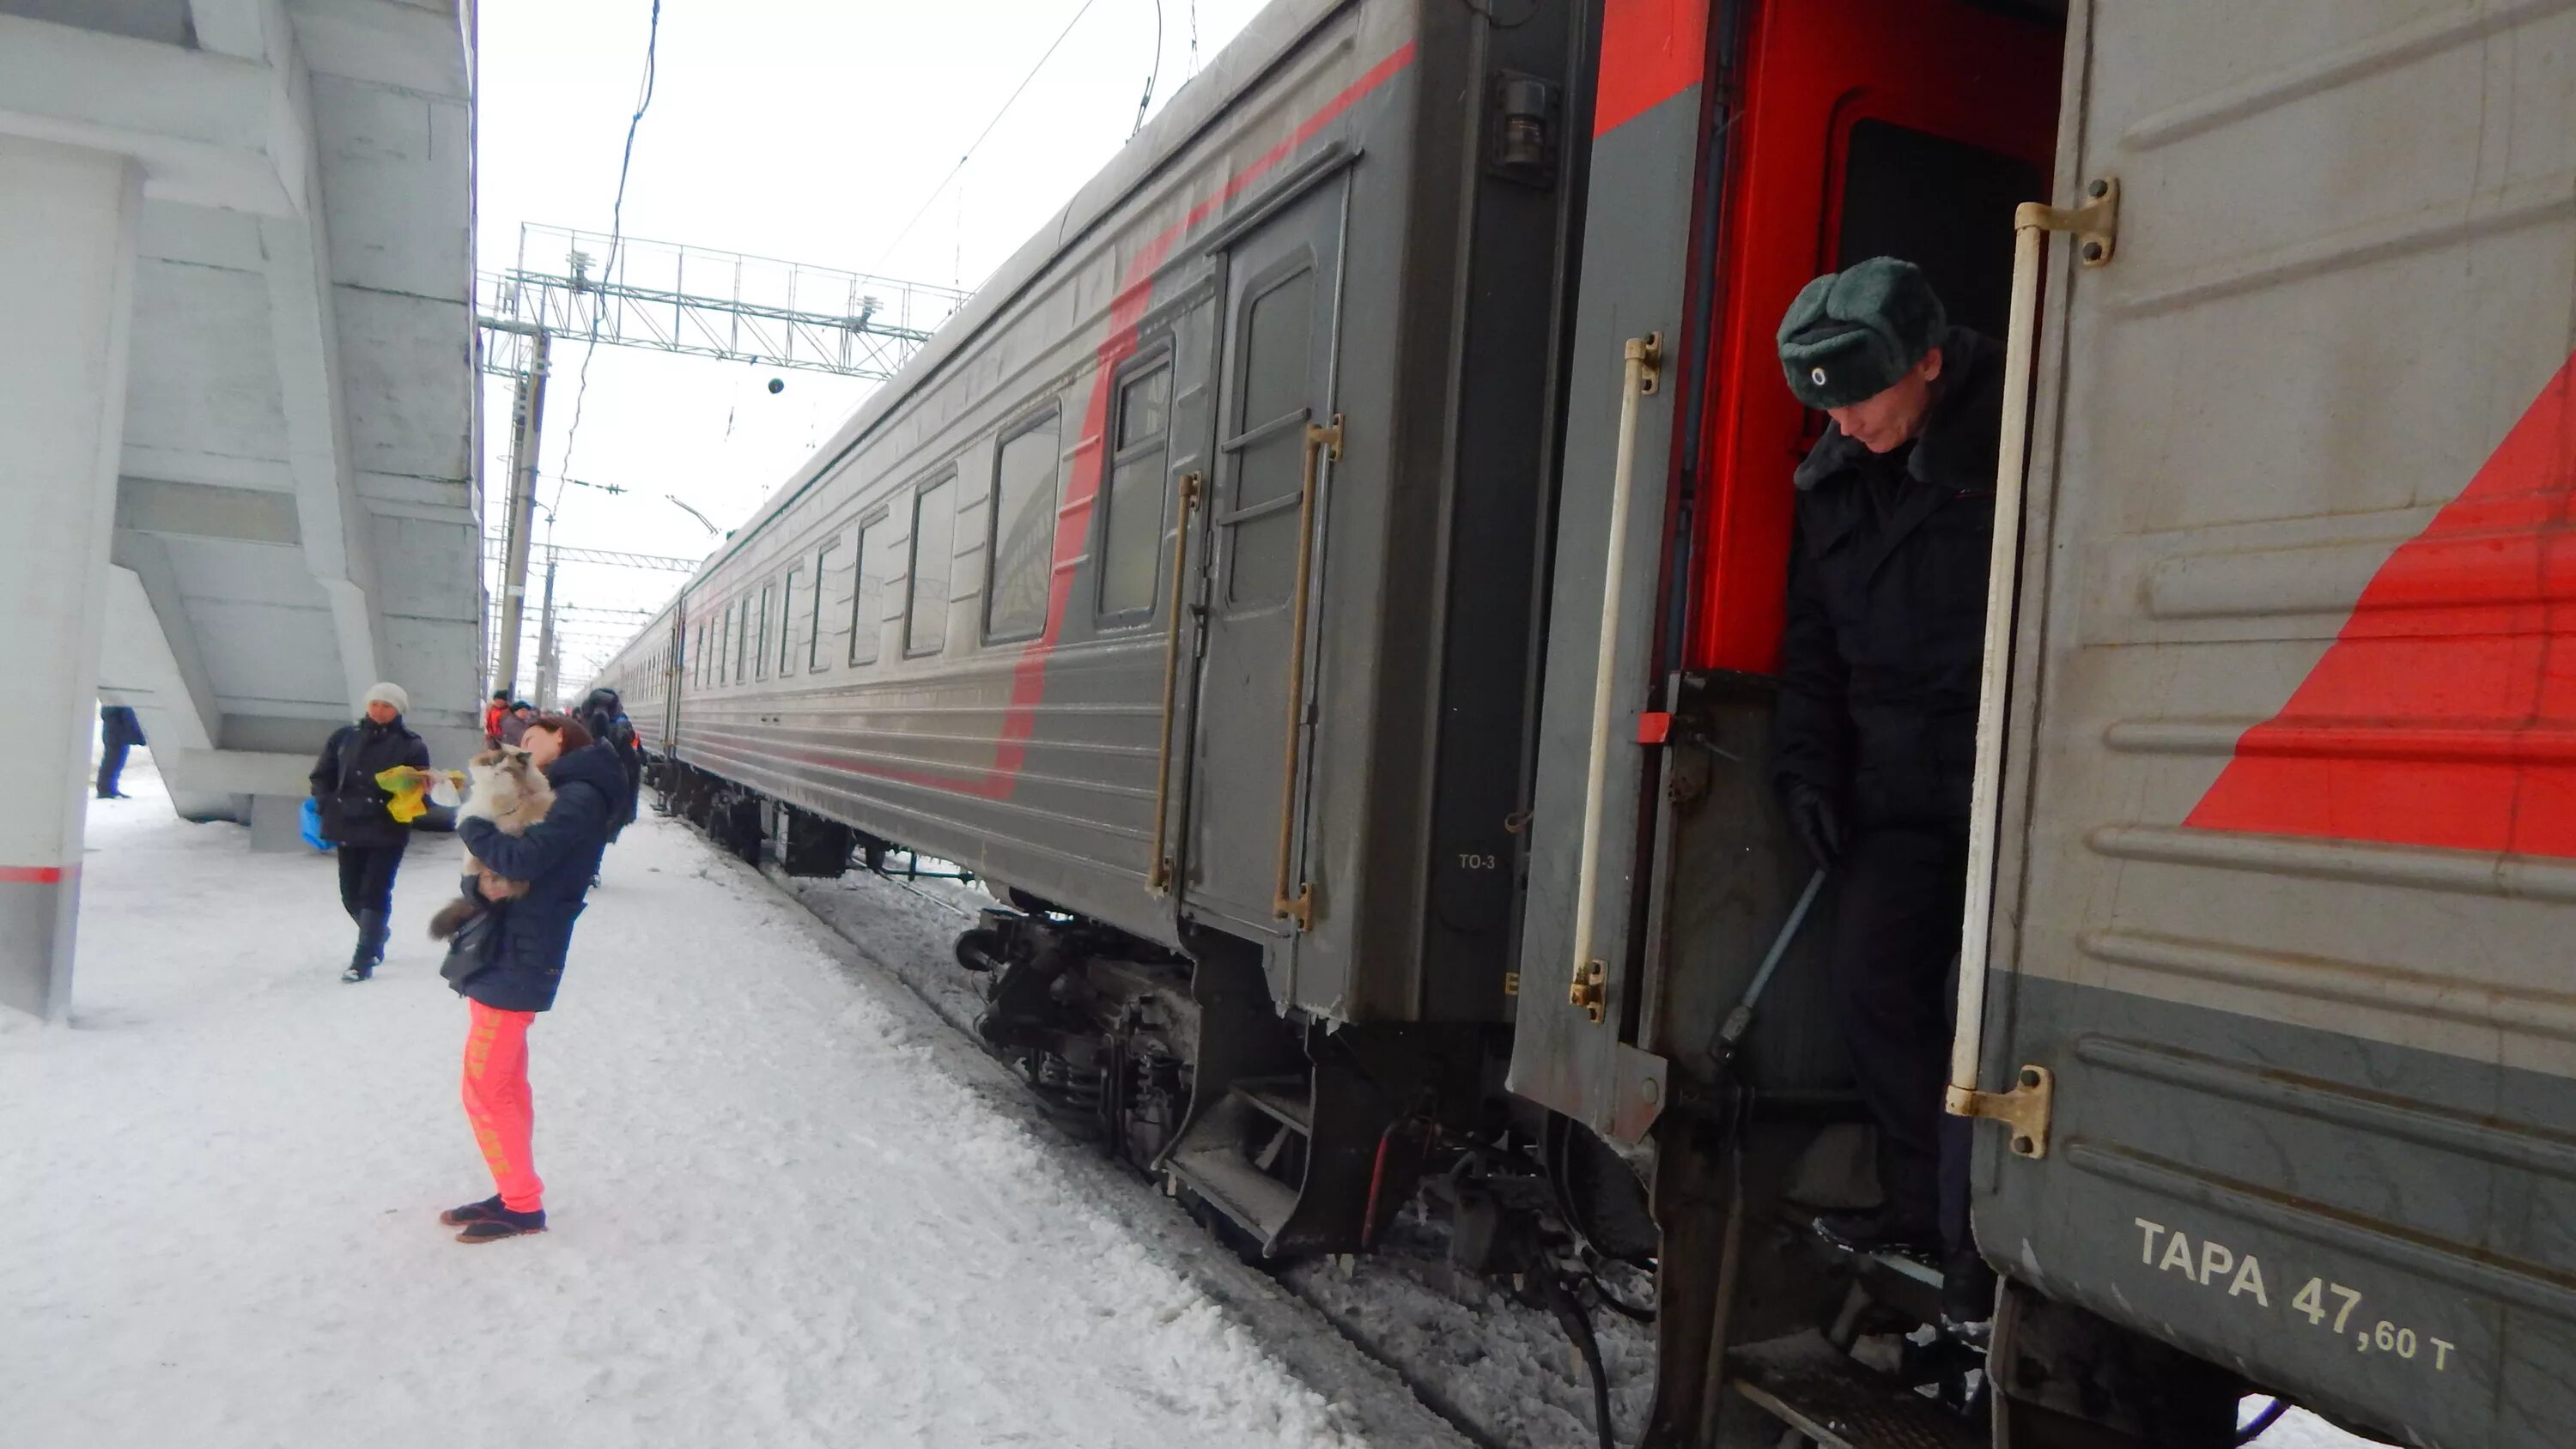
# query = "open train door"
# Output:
<box><xmin>1513</xmin><ymin>0</ymin><xmax>2057</xmax><ymax>1140</ymax></box>
<box><xmin>1962</xmin><ymin>5</ymin><xmax>2576</xmax><ymax>1446</ymax></box>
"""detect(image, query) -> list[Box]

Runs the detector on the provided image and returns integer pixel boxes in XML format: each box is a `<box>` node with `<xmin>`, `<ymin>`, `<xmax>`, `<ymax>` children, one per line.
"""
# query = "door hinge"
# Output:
<box><xmin>2020</xmin><ymin>177</ymin><xmax>2118</xmax><ymax>268</ymax></box>
<box><xmin>1946</xmin><ymin>1065</ymin><xmax>2054</xmax><ymax>1159</ymax></box>
<box><xmin>1568</xmin><ymin>959</ymin><xmax>1606</xmax><ymax>1024</ymax></box>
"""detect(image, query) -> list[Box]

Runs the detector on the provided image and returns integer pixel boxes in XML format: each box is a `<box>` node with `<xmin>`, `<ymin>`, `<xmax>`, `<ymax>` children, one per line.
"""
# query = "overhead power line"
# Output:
<box><xmin>481</xmin><ymin>537</ymin><xmax>705</xmax><ymax>573</ymax></box>
<box><xmin>875</xmin><ymin>0</ymin><xmax>1105</xmax><ymax>270</ymax></box>
<box><xmin>555</xmin><ymin>0</ymin><xmax>665</xmax><ymax>518</ymax></box>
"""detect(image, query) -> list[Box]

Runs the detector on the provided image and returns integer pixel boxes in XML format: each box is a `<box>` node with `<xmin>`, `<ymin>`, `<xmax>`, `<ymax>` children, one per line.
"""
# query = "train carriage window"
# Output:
<box><xmin>811</xmin><ymin>539</ymin><xmax>841</xmax><ymax>670</ymax></box>
<box><xmin>1099</xmin><ymin>358</ymin><xmax>1172</xmax><ymax>619</ymax></box>
<box><xmin>781</xmin><ymin>566</ymin><xmax>805</xmax><ymax>676</ymax></box>
<box><xmin>984</xmin><ymin>411</ymin><xmax>1062</xmax><ymax>642</ymax></box>
<box><xmin>1225</xmin><ymin>265</ymin><xmax>1315</xmax><ymax>605</ymax></box>
<box><xmin>733</xmin><ymin>598</ymin><xmax>750</xmax><ymax>684</ymax></box>
<box><xmin>906</xmin><ymin>476</ymin><xmax>957</xmax><ymax>657</ymax></box>
<box><xmin>756</xmin><ymin>583</ymin><xmax>775</xmax><ymax>681</ymax></box>
<box><xmin>849</xmin><ymin>514</ymin><xmax>890</xmax><ymax>665</ymax></box>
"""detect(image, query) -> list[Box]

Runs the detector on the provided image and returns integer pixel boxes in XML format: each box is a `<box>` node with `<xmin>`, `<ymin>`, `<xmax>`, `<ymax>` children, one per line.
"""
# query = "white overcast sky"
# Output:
<box><xmin>477</xmin><ymin>0</ymin><xmax>1274</xmax><ymax>686</ymax></box>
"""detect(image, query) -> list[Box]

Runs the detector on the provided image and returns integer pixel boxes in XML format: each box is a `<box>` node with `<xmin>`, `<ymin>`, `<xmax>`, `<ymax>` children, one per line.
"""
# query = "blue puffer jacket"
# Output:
<box><xmin>453</xmin><ymin>742</ymin><xmax>629</xmax><ymax>1011</ymax></box>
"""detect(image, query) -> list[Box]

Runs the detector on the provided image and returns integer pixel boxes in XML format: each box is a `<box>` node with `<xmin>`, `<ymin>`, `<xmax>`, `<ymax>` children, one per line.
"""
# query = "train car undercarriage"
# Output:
<box><xmin>646</xmin><ymin>757</ymin><xmax>2293</xmax><ymax>1449</ymax></box>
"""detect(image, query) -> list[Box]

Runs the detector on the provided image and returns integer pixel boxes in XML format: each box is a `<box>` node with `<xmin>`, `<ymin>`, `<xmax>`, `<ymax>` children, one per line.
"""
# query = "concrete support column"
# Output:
<box><xmin>0</xmin><ymin>136</ymin><xmax>143</xmax><ymax>1020</ymax></box>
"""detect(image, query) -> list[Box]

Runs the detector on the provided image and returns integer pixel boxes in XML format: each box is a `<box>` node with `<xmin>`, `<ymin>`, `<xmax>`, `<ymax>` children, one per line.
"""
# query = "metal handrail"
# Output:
<box><xmin>1566</xmin><ymin>334</ymin><xmax>1661</xmax><ymax>1023</ymax></box>
<box><xmin>1948</xmin><ymin>179</ymin><xmax>2117</xmax><ymax>1120</ymax></box>
<box><xmin>1146</xmin><ymin>473</ymin><xmax>1203</xmax><ymax>894</ymax></box>
<box><xmin>1272</xmin><ymin>416</ymin><xmax>1341</xmax><ymax>930</ymax></box>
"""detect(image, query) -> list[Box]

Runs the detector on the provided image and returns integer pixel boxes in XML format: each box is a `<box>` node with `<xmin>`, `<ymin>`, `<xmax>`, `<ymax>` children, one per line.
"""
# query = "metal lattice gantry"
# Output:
<box><xmin>479</xmin><ymin>224</ymin><xmax>972</xmax><ymax>380</ymax></box>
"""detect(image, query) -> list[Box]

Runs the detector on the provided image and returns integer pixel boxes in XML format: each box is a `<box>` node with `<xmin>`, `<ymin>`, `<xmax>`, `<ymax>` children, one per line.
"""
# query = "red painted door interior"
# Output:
<box><xmin>1686</xmin><ymin>0</ymin><xmax>2063</xmax><ymax>675</ymax></box>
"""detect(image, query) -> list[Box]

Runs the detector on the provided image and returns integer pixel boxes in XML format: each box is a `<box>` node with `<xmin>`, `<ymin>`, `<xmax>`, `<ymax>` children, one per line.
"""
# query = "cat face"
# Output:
<box><xmin>463</xmin><ymin>746</ymin><xmax>546</xmax><ymax>815</ymax></box>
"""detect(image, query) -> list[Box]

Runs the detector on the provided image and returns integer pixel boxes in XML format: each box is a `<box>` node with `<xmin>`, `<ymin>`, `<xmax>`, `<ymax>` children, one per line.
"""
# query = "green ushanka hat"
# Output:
<box><xmin>1776</xmin><ymin>257</ymin><xmax>1947</xmax><ymax>409</ymax></box>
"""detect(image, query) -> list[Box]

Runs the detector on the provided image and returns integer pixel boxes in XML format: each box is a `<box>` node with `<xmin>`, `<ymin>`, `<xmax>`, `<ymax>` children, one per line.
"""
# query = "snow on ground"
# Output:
<box><xmin>1</xmin><ymin>752</ymin><xmax>1460</xmax><ymax>1449</ymax></box>
<box><xmin>8</xmin><ymin>747</ymin><xmax>2388</xmax><ymax>1449</ymax></box>
<box><xmin>784</xmin><ymin>865</ymin><xmax>1662</xmax><ymax>1449</ymax></box>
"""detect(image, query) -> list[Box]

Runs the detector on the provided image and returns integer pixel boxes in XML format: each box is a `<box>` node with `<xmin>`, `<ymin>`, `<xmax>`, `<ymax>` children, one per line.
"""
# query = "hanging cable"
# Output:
<box><xmin>874</xmin><ymin>0</ymin><xmax>1104</xmax><ymax>270</ymax></box>
<box><xmin>1132</xmin><ymin>0</ymin><xmax>1165</xmax><ymax>137</ymax></box>
<box><xmin>1187</xmin><ymin>0</ymin><xmax>1199</xmax><ymax>77</ymax></box>
<box><xmin>553</xmin><ymin>0</ymin><xmax>664</xmax><ymax>518</ymax></box>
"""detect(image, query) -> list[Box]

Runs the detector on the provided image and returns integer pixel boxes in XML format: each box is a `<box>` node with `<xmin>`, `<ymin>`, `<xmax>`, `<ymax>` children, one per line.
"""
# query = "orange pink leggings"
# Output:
<box><xmin>462</xmin><ymin>1000</ymin><xmax>544</xmax><ymax>1212</ymax></box>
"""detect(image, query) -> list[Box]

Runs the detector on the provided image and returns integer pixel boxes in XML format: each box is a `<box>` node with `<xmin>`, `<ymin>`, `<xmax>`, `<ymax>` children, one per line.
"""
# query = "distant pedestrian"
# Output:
<box><xmin>576</xmin><ymin>687</ymin><xmax>645</xmax><ymax>842</ymax></box>
<box><xmin>308</xmin><ymin>682</ymin><xmax>430</xmax><ymax>983</ymax></box>
<box><xmin>482</xmin><ymin>689</ymin><xmax>511</xmax><ymax>748</ymax></box>
<box><xmin>96</xmin><ymin>704</ymin><xmax>144</xmax><ymax>799</ymax></box>
<box><xmin>434</xmin><ymin>712</ymin><xmax>628</xmax><ymax>1243</ymax></box>
<box><xmin>498</xmin><ymin>702</ymin><xmax>537</xmax><ymax>747</ymax></box>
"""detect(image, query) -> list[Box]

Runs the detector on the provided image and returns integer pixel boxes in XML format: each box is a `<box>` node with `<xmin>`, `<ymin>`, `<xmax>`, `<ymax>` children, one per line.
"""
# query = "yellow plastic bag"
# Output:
<box><xmin>373</xmin><ymin>766</ymin><xmax>460</xmax><ymax>825</ymax></box>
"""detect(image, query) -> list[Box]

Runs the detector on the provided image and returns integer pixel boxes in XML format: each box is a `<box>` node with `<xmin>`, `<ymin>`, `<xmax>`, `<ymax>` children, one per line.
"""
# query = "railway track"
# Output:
<box><xmin>724</xmin><ymin>832</ymin><xmax>1653</xmax><ymax>1449</ymax></box>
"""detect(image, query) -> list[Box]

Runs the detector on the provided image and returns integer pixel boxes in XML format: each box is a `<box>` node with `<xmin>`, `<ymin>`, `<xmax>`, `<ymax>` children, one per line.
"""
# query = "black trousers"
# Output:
<box><xmin>1827</xmin><ymin>826</ymin><xmax>1973</xmax><ymax>1252</ymax></box>
<box><xmin>96</xmin><ymin>742</ymin><xmax>131</xmax><ymax>797</ymax></box>
<box><xmin>337</xmin><ymin>841</ymin><xmax>408</xmax><ymax>919</ymax></box>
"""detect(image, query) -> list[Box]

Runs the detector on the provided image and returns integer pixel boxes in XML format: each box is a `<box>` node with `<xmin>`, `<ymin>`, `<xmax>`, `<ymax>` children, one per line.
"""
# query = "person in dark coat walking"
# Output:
<box><xmin>1769</xmin><ymin>258</ymin><xmax>2002</xmax><ymax>1318</ymax></box>
<box><xmin>96</xmin><ymin>704</ymin><xmax>145</xmax><ymax>799</ymax></box>
<box><xmin>434</xmin><ymin>713</ymin><xmax>628</xmax><ymax>1243</ymax></box>
<box><xmin>310</xmin><ymin>682</ymin><xmax>432</xmax><ymax>983</ymax></box>
<box><xmin>575</xmin><ymin>687</ymin><xmax>645</xmax><ymax>841</ymax></box>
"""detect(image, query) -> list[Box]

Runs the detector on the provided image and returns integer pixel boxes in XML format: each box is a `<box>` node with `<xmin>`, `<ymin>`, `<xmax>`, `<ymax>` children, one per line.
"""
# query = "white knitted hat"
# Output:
<box><xmin>362</xmin><ymin>682</ymin><xmax>410</xmax><ymax>715</ymax></box>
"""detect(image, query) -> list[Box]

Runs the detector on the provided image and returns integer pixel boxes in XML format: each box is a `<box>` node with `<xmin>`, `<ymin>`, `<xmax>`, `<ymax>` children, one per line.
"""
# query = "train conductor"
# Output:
<box><xmin>1770</xmin><ymin>257</ymin><xmax>2002</xmax><ymax>1316</ymax></box>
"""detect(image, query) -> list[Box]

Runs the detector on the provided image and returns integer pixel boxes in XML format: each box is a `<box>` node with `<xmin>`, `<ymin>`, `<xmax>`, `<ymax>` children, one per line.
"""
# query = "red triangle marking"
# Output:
<box><xmin>2185</xmin><ymin>349</ymin><xmax>2576</xmax><ymax>858</ymax></box>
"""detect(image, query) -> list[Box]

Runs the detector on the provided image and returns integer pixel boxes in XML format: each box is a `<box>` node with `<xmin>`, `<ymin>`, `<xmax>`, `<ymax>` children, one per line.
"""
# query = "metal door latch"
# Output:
<box><xmin>1947</xmin><ymin>1065</ymin><xmax>2054</xmax><ymax>1158</ymax></box>
<box><xmin>1569</xmin><ymin>960</ymin><xmax>1606</xmax><ymax>1023</ymax></box>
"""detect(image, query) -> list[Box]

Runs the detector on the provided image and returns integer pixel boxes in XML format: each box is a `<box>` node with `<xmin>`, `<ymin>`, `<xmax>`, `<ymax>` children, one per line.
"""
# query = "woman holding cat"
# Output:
<box><xmin>434</xmin><ymin>712</ymin><xmax>629</xmax><ymax>1243</ymax></box>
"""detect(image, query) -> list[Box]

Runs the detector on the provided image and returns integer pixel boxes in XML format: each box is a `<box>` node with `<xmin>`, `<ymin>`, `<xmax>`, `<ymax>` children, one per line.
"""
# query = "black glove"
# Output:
<box><xmin>1782</xmin><ymin>779</ymin><xmax>1846</xmax><ymax>867</ymax></box>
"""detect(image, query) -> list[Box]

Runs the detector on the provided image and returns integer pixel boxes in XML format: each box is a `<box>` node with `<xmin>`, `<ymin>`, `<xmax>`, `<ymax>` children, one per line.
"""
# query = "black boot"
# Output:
<box><xmin>1815</xmin><ymin>1137</ymin><xmax>1942</xmax><ymax>1257</ymax></box>
<box><xmin>342</xmin><ymin>908</ymin><xmax>389</xmax><ymax>983</ymax></box>
<box><xmin>439</xmin><ymin>1194</ymin><xmax>507</xmax><ymax>1227</ymax></box>
<box><xmin>454</xmin><ymin>1203</ymin><xmax>547</xmax><ymax>1243</ymax></box>
<box><xmin>1941</xmin><ymin>1248</ymin><xmax>1999</xmax><ymax>1342</ymax></box>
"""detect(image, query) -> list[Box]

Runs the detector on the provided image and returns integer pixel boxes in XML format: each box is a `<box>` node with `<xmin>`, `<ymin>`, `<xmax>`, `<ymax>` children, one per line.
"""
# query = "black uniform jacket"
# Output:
<box><xmin>309</xmin><ymin>717</ymin><xmax>432</xmax><ymax>849</ymax></box>
<box><xmin>1772</xmin><ymin>327</ymin><xmax>2004</xmax><ymax>833</ymax></box>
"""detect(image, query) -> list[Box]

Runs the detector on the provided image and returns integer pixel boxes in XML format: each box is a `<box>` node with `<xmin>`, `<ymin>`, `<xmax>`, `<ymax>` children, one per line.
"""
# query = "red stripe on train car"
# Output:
<box><xmin>752</xmin><ymin>40</ymin><xmax>1421</xmax><ymax>804</ymax></box>
<box><xmin>0</xmin><ymin>865</ymin><xmax>68</xmax><ymax>884</ymax></box>
<box><xmin>993</xmin><ymin>40</ymin><xmax>1419</xmax><ymax>798</ymax></box>
<box><xmin>1593</xmin><ymin>0</ymin><xmax>1710</xmax><ymax>136</ymax></box>
<box><xmin>2186</xmin><ymin>349</ymin><xmax>2576</xmax><ymax>858</ymax></box>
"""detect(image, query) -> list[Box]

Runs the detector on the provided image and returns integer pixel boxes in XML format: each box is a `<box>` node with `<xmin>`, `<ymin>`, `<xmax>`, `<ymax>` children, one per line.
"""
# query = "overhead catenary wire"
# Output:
<box><xmin>551</xmin><ymin>0</ymin><xmax>664</xmax><ymax>519</ymax></box>
<box><xmin>873</xmin><ymin>0</ymin><xmax>1106</xmax><ymax>271</ymax></box>
<box><xmin>1133</xmin><ymin>0</ymin><xmax>1165</xmax><ymax>137</ymax></box>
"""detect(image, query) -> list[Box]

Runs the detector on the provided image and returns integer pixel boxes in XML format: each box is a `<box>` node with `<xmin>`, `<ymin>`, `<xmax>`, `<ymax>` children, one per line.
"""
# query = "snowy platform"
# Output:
<box><xmin>1</xmin><ymin>755</ymin><xmax>1454</xmax><ymax>1449</ymax></box>
<box><xmin>6</xmin><ymin>753</ymin><xmax>2379</xmax><ymax>1449</ymax></box>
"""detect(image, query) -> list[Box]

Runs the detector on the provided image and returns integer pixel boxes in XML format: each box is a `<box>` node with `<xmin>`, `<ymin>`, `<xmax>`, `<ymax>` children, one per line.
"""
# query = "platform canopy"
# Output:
<box><xmin>0</xmin><ymin>0</ymin><xmax>483</xmax><ymax>819</ymax></box>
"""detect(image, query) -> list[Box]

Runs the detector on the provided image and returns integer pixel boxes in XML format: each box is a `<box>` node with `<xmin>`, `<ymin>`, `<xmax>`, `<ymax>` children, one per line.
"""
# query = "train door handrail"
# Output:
<box><xmin>1271</xmin><ymin>415</ymin><xmax>1340</xmax><ymax>931</ymax></box>
<box><xmin>1566</xmin><ymin>333</ymin><xmax>1662</xmax><ymax>1024</ymax></box>
<box><xmin>1146</xmin><ymin>471</ymin><xmax>1203</xmax><ymax>894</ymax></box>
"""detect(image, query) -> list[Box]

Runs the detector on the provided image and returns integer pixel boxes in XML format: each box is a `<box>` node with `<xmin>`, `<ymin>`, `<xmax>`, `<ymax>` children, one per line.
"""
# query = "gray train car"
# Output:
<box><xmin>596</xmin><ymin>0</ymin><xmax>1587</xmax><ymax>1256</ymax></box>
<box><xmin>1505</xmin><ymin>1</ymin><xmax>2576</xmax><ymax>1446</ymax></box>
<box><xmin>592</xmin><ymin>0</ymin><xmax>2576</xmax><ymax>1444</ymax></box>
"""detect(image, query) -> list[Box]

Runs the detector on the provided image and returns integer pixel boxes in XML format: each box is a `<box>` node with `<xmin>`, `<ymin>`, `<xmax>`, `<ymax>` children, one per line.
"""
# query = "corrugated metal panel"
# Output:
<box><xmin>1977</xmin><ymin>3</ymin><xmax>2576</xmax><ymax>1443</ymax></box>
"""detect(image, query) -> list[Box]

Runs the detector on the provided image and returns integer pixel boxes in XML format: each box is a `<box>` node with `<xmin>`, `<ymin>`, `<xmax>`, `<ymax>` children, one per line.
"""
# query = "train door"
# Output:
<box><xmin>1513</xmin><ymin>0</ymin><xmax>2059</xmax><ymax>1137</ymax></box>
<box><xmin>1175</xmin><ymin>171</ymin><xmax>1347</xmax><ymax>960</ymax></box>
